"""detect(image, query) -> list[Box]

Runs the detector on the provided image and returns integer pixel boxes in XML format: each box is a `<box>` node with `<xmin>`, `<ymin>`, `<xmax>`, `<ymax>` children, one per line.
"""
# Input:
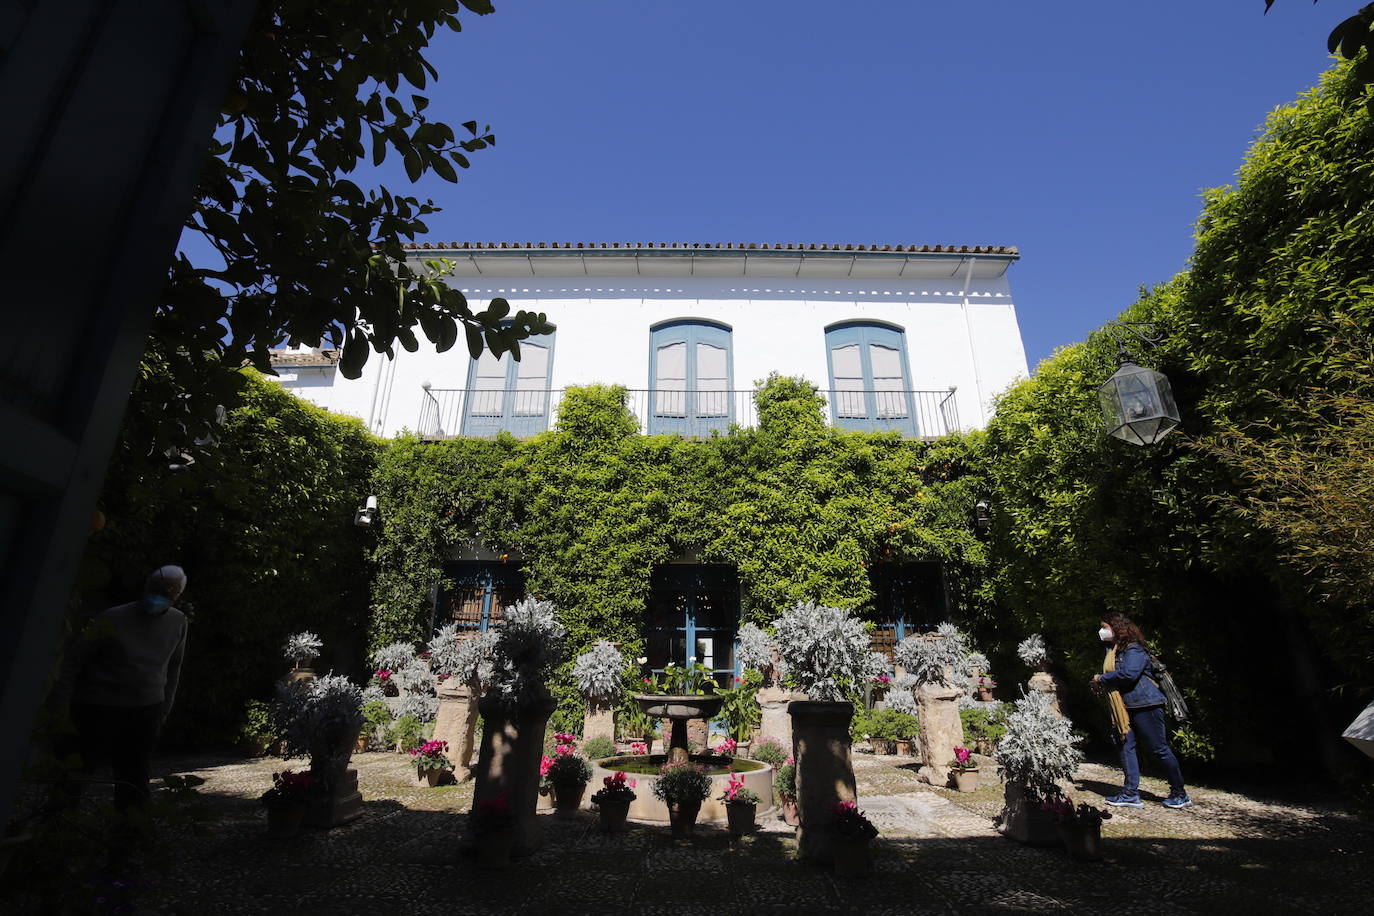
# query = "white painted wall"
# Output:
<box><xmin>275</xmin><ymin>261</ymin><xmax>1029</xmax><ymax>438</ymax></box>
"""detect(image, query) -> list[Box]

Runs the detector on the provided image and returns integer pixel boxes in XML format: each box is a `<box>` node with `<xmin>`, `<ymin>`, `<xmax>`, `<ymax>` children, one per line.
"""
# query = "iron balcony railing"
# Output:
<box><xmin>417</xmin><ymin>387</ymin><xmax>960</xmax><ymax>440</ymax></box>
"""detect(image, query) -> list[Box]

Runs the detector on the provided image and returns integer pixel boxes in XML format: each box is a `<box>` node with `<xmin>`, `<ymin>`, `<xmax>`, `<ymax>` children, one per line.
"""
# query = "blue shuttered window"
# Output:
<box><xmin>824</xmin><ymin>322</ymin><xmax>917</xmax><ymax>435</ymax></box>
<box><xmin>461</xmin><ymin>328</ymin><xmax>556</xmax><ymax>436</ymax></box>
<box><xmin>648</xmin><ymin>320</ymin><xmax>733</xmax><ymax>435</ymax></box>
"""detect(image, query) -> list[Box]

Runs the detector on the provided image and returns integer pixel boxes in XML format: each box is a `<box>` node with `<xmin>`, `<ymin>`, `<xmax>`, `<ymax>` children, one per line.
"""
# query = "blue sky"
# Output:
<box><xmin>330</xmin><ymin>2</ymin><xmax>1339</xmax><ymax>369</ymax></box>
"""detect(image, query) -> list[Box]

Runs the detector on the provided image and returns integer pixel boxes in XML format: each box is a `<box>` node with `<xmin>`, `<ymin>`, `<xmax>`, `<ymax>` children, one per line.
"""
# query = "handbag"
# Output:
<box><xmin>1146</xmin><ymin>652</ymin><xmax>1190</xmax><ymax>723</ymax></box>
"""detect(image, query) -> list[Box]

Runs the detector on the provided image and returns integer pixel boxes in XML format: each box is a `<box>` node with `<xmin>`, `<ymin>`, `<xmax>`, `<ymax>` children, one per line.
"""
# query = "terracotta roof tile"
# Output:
<box><xmin>268</xmin><ymin>349</ymin><xmax>340</xmax><ymax>368</ymax></box>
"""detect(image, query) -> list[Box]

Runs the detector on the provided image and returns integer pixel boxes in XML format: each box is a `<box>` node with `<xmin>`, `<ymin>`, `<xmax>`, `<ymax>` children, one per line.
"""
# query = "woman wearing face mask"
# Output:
<box><xmin>1091</xmin><ymin>613</ymin><xmax>1192</xmax><ymax>809</ymax></box>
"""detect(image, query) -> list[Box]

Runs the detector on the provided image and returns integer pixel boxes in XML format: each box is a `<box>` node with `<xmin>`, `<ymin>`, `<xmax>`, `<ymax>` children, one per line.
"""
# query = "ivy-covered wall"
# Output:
<box><xmin>80</xmin><ymin>371</ymin><xmax>381</xmax><ymax>745</ymax></box>
<box><xmin>980</xmin><ymin>58</ymin><xmax>1374</xmax><ymax>773</ymax></box>
<box><xmin>367</xmin><ymin>376</ymin><xmax>990</xmax><ymax>728</ymax></box>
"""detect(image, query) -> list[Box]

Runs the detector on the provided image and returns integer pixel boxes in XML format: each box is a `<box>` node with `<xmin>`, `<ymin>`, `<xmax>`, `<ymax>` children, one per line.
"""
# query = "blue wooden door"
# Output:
<box><xmin>649</xmin><ymin>321</ymin><xmax>733</xmax><ymax>435</ymax></box>
<box><xmin>462</xmin><ymin>330</ymin><xmax>555</xmax><ymax>436</ymax></box>
<box><xmin>825</xmin><ymin>323</ymin><xmax>917</xmax><ymax>435</ymax></box>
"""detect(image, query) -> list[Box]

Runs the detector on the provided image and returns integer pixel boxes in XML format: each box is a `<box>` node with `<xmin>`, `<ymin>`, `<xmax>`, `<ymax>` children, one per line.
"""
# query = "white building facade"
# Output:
<box><xmin>271</xmin><ymin>241</ymin><xmax>1029</xmax><ymax>440</ymax></box>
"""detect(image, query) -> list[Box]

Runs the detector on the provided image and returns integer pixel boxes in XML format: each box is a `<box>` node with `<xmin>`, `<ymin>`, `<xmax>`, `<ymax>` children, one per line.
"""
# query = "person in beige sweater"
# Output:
<box><xmin>63</xmin><ymin>565</ymin><xmax>190</xmax><ymax>810</ymax></box>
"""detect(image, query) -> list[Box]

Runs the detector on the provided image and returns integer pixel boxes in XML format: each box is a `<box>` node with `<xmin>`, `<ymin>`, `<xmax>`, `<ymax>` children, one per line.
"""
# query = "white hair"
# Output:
<box><xmin>146</xmin><ymin>565</ymin><xmax>187</xmax><ymax>597</ymax></box>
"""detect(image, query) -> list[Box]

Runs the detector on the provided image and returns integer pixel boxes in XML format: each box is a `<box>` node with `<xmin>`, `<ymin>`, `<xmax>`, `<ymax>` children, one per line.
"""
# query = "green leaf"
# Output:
<box><xmin>465</xmin><ymin>323</ymin><xmax>483</xmax><ymax>360</ymax></box>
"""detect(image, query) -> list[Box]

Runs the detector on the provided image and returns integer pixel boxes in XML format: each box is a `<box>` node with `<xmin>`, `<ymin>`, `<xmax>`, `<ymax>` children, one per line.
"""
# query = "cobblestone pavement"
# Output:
<box><xmin>5</xmin><ymin>747</ymin><xmax>1371</xmax><ymax>915</ymax></box>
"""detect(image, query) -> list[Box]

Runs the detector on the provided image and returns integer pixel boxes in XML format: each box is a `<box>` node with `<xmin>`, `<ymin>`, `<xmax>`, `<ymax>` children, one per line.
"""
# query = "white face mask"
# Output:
<box><xmin>1098</xmin><ymin>626</ymin><xmax>1114</xmax><ymax>643</ymax></box>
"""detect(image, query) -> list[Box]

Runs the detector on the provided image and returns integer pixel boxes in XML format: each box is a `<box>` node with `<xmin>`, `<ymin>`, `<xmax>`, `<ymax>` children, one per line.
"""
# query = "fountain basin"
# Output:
<box><xmin>633</xmin><ymin>694</ymin><xmax>723</xmax><ymax>720</ymax></box>
<box><xmin>592</xmin><ymin>754</ymin><xmax>773</xmax><ymax>823</ymax></box>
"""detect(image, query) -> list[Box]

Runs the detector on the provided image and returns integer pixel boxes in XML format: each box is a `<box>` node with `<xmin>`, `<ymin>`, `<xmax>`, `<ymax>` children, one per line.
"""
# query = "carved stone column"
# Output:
<box><xmin>583</xmin><ymin>697</ymin><xmax>616</xmax><ymax>745</ymax></box>
<box><xmin>789</xmin><ymin>700</ymin><xmax>858</xmax><ymax>864</ymax></box>
<box><xmin>916</xmin><ymin>683</ymin><xmax>965</xmax><ymax>786</ymax></box>
<box><xmin>432</xmin><ymin>678</ymin><xmax>481</xmax><ymax>778</ymax></box>
<box><xmin>471</xmin><ymin>688</ymin><xmax>556</xmax><ymax>857</ymax></box>
<box><xmin>758</xmin><ymin>685</ymin><xmax>804</xmax><ymax>752</ymax></box>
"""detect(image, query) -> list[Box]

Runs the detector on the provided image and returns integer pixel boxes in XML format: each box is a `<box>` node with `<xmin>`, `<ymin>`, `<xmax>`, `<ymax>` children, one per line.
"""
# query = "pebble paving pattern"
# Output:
<box><xmin>8</xmin><ymin>746</ymin><xmax>1372</xmax><ymax>914</ymax></box>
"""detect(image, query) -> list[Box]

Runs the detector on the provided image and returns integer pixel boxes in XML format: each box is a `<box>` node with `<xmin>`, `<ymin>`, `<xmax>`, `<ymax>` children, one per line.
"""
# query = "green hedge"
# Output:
<box><xmin>981</xmin><ymin>58</ymin><xmax>1374</xmax><ymax>769</ymax></box>
<box><xmin>80</xmin><ymin>371</ymin><xmax>380</xmax><ymax>745</ymax></box>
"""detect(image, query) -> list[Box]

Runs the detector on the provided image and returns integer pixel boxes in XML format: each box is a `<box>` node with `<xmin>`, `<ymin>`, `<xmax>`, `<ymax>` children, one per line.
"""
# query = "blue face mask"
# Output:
<box><xmin>141</xmin><ymin>593</ymin><xmax>173</xmax><ymax>616</ymax></box>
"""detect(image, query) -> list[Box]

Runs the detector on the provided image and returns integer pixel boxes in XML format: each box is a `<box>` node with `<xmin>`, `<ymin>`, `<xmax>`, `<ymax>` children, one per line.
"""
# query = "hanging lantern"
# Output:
<box><xmin>1098</xmin><ymin>361</ymin><xmax>1180</xmax><ymax>445</ymax></box>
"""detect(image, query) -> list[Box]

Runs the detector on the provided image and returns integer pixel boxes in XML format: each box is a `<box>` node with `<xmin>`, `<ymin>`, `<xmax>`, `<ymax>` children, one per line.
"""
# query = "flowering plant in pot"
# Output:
<box><xmin>260</xmin><ymin>769</ymin><xmax>312</xmax><ymax>837</ymax></box>
<box><xmin>651</xmin><ymin>762</ymin><xmax>711</xmax><ymax>837</ymax></box>
<box><xmin>715</xmin><ymin>670</ymin><xmax>762</xmax><ymax>746</ymax></box>
<box><xmin>947</xmin><ymin>746</ymin><xmax>979</xmax><ymax>792</ymax></box>
<box><xmin>829</xmin><ymin>800</ymin><xmax>879</xmax><ymax>877</ymax></box>
<box><xmin>544</xmin><ymin>733</ymin><xmax>592</xmax><ymax>818</ymax></box>
<box><xmin>976</xmin><ymin>676</ymin><xmax>998</xmax><ymax>702</ymax></box>
<box><xmin>272</xmin><ymin>674</ymin><xmax>364</xmax><ymax>791</ymax></box>
<box><xmin>410</xmin><ymin>740</ymin><xmax>452</xmax><ymax>786</ymax></box>
<box><xmin>1042</xmin><ymin>795</ymin><xmax>1111</xmax><ymax>861</ymax></box>
<box><xmin>706</xmin><ymin>737</ymin><xmax>738</xmax><ymax>757</ymax></box>
<box><xmin>960</xmin><ymin>703</ymin><xmax>1007</xmax><ymax>757</ymax></box>
<box><xmin>717</xmin><ymin>772</ymin><xmax>762</xmax><ymax>837</ymax></box>
<box><xmin>472</xmin><ymin>792</ymin><xmax>516</xmax><ymax>868</ymax></box>
<box><xmin>590</xmin><ymin>771</ymin><xmax>638</xmax><ymax>833</ymax></box>
<box><xmin>752</xmin><ymin>737</ymin><xmax>787</xmax><ymax>766</ymax></box>
<box><xmin>773</xmin><ymin>759</ymin><xmax>799</xmax><ymax>826</ymax></box>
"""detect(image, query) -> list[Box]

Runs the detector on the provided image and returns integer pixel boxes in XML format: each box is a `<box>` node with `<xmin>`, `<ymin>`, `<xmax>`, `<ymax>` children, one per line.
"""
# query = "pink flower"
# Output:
<box><xmin>555</xmin><ymin>743</ymin><xmax>574</xmax><ymax>757</ymax></box>
<box><xmin>642</xmin><ymin>676</ymin><xmax>651</xmax><ymax>684</ymax></box>
<box><xmin>630</xmin><ymin>742</ymin><xmax>647</xmax><ymax>755</ymax></box>
<box><xmin>374</xmin><ymin>668</ymin><xmax>392</xmax><ymax>680</ymax></box>
<box><xmin>539</xmin><ymin>755</ymin><xmax>553</xmax><ymax>777</ymax></box>
<box><xmin>954</xmin><ymin>746</ymin><xmax>971</xmax><ymax>764</ymax></box>
<box><xmin>554</xmin><ymin>732</ymin><xmax>576</xmax><ymax>747</ymax></box>
<box><xmin>785</xmin><ymin>756</ymin><xmax>795</xmax><ymax>765</ymax></box>
<box><xmin>628</xmin><ymin>778</ymin><xmax>637</xmax><ymax>789</ymax></box>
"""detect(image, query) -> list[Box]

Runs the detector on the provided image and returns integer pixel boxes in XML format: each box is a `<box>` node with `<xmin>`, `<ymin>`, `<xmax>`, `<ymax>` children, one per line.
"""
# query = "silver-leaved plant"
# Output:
<box><xmin>996</xmin><ymin>690</ymin><xmax>1083</xmax><ymax>800</ymax></box>
<box><xmin>393</xmin><ymin>658</ymin><xmax>436</xmax><ymax>696</ymax></box>
<box><xmin>770</xmin><ymin>601</ymin><xmax>870</xmax><ymax>702</ymax></box>
<box><xmin>893</xmin><ymin>623</ymin><xmax>971</xmax><ymax>688</ymax></box>
<box><xmin>371</xmin><ymin>641</ymin><xmax>415</xmax><ymax>672</ymax></box>
<box><xmin>736</xmin><ymin>623</ymin><xmax>774</xmax><ymax>675</ymax></box>
<box><xmin>282</xmin><ymin>631</ymin><xmax>323</xmax><ymax>663</ymax></box>
<box><xmin>1017</xmin><ymin>634</ymin><xmax>1048</xmax><ymax>667</ymax></box>
<box><xmin>572</xmin><ymin>639</ymin><xmax>624</xmax><ymax>701</ymax></box>
<box><xmin>488</xmin><ymin>598</ymin><xmax>566</xmax><ymax>711</ymax></box>
<box><xmin>886</xmin><ymin>674</ymin><xmax>918</xmax><ymax>715</ymax></box>
<box><xmin>273</xmin><ymin>674</ymin><xmax>364</xmax><ymax>771</ymax></box>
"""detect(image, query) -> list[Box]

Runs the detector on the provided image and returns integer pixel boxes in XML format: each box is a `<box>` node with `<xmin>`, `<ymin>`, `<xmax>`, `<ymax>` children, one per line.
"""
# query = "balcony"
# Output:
<box><xmin>417</xmin><ymin>387</ymin><xmax>960</xmax><ymax>440</ymax></box>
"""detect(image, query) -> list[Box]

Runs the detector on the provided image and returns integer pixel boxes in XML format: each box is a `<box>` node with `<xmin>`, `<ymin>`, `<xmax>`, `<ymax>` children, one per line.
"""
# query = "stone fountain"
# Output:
<box><xmin>634</xmin><ymin>693</ymin><xmax>723</xmax><ymax>764</ymax></box>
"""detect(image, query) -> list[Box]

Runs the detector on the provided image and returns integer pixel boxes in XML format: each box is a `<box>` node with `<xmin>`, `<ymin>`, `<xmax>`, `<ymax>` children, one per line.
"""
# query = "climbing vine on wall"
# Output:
<box><xmin>367</xmin><ymin>377</ymin><xmax>990</xmax><ymax>729</ymax></box>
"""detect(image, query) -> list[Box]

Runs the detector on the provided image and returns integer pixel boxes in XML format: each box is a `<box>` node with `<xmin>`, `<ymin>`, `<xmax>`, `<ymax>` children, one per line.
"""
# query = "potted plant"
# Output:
<box><xmin>282</xmin><ymin>632</ymin><xmax>323</xmax><ymax>678</ymax></box>
<box><xmin>472</xmin><ymin>791</ymin><xmax>516</xmax><ymax>869</ymax></box>
<box><xmin>259</xmin><ymin>769</ymin><xmax>312</xmax><ymax>838</ymax></box>
<box><xmin>995</xmin><ymin>691</ymin><xmax>1084</xmax><ymax>846</ymax></box>
<box><xmin>237</xmin><ymin>700</ymin><xmax>277</xmax><ymax>757</ymax></box>
<box><xmin>752</xmin><ymin>736</ymin><xmax>787</xmax><ymax>767</ymax></box>
<box><xmin>372</xmin><ymin>641</ymin><xmax>415</xmax><ymax>696</ymax></box>
<box><xmin>830</xmin><ymin>800</ymin><xmax>879</xmax><ymax>877</ymax></box>
<box><xmin>618</xmin><ymin>700</ymin><xmax>656</xmax><ymax>755</ymax></box>
<box><xmin>1043</xmin><ymin>796</ymin><xmax>1111</xmax><ymax>861</ymax></box>
<box><xmin>360</xmin><ymin>698</ymin><xmax>391</xmax><ymax>751</ymax></box>
<box><xmin>651</xmin><ymin>761</ymin><xmax>711</xmax><ymax>838</ymax></box>
<box><xmin>976</xmin><ymin>676</ymin><xmax>998</xmax><ymax>702</ymax></box>
<box><xmin>1017</xmin><ymin>634</ymin><xmax>1050</xmax><ymax>672</ymax></box>
<box><xmin>948</xmin><ymin>746</ymin><xmax>979</xmax><ymax>792</ymax></box>
<box><xmin>410</xmin><ymin>739</ymin><xmax>452</xmax><ymax>786</ymax></box>
<box><xmin>716</xmin><ymin>669</ymin><xmax>763</xmax><ymax>753</ymax></box>
<box><xmin>960</xmin><ymin>703</ymin><xmax>1008</xmax><ymax>757</ymax></box>
<box><xmin>773</xmin><ymin>758</ymin><xmax>799</xmax><ymax>826</ymax></box>
<box><xmin>718</xmin><ymin>772</ymin><xmax>762</xmax><ymax>837</ymax></box>
<box><xmin>590</xmin><ymin>770</ymin><xmax>638</xmax><ymax>833</ymax></box>
<box><xmin>544</xmin><ymin>733</ymin><xmax>592</xmax><ymax>818</ymax></box>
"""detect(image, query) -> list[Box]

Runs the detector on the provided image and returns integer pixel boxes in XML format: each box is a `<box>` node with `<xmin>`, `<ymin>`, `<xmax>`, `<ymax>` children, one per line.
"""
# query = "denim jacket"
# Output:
<box><xmin>1098</xmin><ymin>643</ymin><xmax>1166</xmax><ymax>709</ymax></box>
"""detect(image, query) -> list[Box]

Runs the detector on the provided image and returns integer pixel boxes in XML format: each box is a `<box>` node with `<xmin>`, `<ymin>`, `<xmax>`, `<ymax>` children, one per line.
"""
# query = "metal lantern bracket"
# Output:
<box><xmin>1105</xmin><ymin>321</ymin><xmax>1168</xmax><ymax>366</ymax></box>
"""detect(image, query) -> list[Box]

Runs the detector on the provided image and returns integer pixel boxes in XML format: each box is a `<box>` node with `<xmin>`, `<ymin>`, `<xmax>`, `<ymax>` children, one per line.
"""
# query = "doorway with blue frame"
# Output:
<box><xmin>644</xmin><ymin>564</ymin><xmax>740</xmax><ymax>689</ymax></box>
<box><xmin>431</xmin><ymin>561</ymin><xmax>527</xmax><ymax>636</ymax></box>
<box><xmin>868</xmin><ymin>561</ymin><xmax>951</xmax><ymax>658</ymax></box>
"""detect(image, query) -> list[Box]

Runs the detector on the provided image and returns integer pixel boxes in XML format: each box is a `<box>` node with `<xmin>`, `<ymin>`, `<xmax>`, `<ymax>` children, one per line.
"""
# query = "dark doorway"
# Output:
<box><xmin>433</xmin><ymin>562</ymin><xmax>526</xmax><ymax>637</ymax></box>
<box><xmin>645</xmin><ymin>565</ymin><xmax>740</xmax><ymax>687</ymax></box>
<box><xmin>868</xmin><ymin>562</ymin><xmax>950</xmax><ymax>658</ymax></box>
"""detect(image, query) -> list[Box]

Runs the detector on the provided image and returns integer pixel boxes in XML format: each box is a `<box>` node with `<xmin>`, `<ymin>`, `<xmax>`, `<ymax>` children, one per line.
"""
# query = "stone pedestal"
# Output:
<box><xmin>916</xmin><ymin>683</ymin><xmax>965</xmax><ymax>786</ymax></box>
<box><xmin>997</xmin><ymin>781</ymin><xmax>1060</xmax><ymax>846</ymax></box>
<box><xmin>286</xmin><ymin>666</ymin><xmax>316</xmax><ymax>685</ymax></box>
<box><xmin>1028</xmin><ymin>670</ymin><xmax>1066</xmax><ymax>717</ymax></box>
<box><xmin>584</xmin><ymin>699</ymin><xmax>616</xmax><ymax>745</ymax></box>
<box><xmin>432</xmin><ymin>680</ymin><xmax>481</xmax><ymax>777</ymax></box>
<box><xmin>303</xmin><ymin>767</ymin><xmax>363</xmax><ymax>827</ymax></box>
<box><xmin>471</xmin><ymin>690</ymin><xmax>556</xmax><ymax>858</ymax></box>
<box><xmin>758</xmin><ymin>686</ymin><xmax>805</xmax><ymax>752</ymax></box>
<box><xmin>789</xmin><ymin>700</ymin><xmax>857</xmax><ymax>865</ymax></box>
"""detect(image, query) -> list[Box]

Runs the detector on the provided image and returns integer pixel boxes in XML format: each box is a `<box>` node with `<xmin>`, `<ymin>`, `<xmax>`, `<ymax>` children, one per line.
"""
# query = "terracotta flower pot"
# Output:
<box><xmin>667</xmin><ymin>800</ymin><xmax>702</xmax><ymax>838</ymax></box>
<box><xmin>553</xmin><ymin>782</ymin><xmax>586</xmax><ymax>819</ymax></box>
<box><xmin>894</xmin><ymin>739</ymin><xmax>912</xmax><ymax>756</ymax></box>
<box><xmin>415</xmin><ymin>767</ymin><xmax>444</xmax><ymax>788</ymax></box>
<box><xmin>870</xmin><ymin>737</ymin><xmax>890</xmax><ymax>755</ymax></box>
<box><xmin>831</xmin><ymin>836</ymin><xmax>873</xmax><ymax>877</ymax></box>
<box><xmin>951</xmin><ymin>767</ymin><xmax>979</xmax><ymax>793</ymax></box>
<box><xmin>977</xmin><ymin>688</ymin><xmax>995</xmax><ymax>702</ymax></box>
<box><xmin>975</xmin><ymin>737</ymin><xmax>995</xmax><ymax>757</ymax></box>
<box><xmin>1058</xmin><ymin>820</ymin><xmax>1103</xmax><ymax>862</ymax></box>
<box><xmin>725</xmin><ymin>802</ymin><xmax>757</xmax><ymax>837</ymax></box>
<box><xmin>597</xmin><ymin>799</ymin><xmax>631</xmax><ymax>833</ymax></box>
<box><xmin>265</xmin><ymin>803</ymin><xmax>307</xmax><ymax>839</ymax></box>
<box><xmin>781</xmin><ymin>795</ymin><xmax>801</xmax><ymax>826</ymax></box>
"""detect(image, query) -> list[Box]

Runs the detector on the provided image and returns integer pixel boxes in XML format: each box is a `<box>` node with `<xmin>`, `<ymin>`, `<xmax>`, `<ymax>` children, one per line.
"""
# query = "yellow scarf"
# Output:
<box><xmin>1104</xmin><ymin>647</ymin><xmax>1131</xmax><ymax>740</ymax></box>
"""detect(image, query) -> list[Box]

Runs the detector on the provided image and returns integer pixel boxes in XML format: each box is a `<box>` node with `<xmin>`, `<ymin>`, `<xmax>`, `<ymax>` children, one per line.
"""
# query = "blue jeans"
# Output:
<box><xmin>1118</xmin><ymin>705</ymin><xmax>1185</xmax><ymax>797</ymax></box>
